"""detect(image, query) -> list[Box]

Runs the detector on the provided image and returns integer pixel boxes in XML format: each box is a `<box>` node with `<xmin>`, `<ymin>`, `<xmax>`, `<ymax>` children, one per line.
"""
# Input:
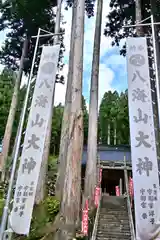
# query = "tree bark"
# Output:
<box><xmin>55</xmin><ymin>2</ymin><xmax>77</xmax><ymax>201</ymax></box>
<box><xmin>54</xmin><ymin>0</ymin><xmax>85</xmax><ymax>238</ymax></box>
<box><xmin>0</xmin><ymin>37</ymin><xmax>29</xmax><ymax>182</ymax></box>
<box><xmin>35</xmin><ymin>0</ymin><xmax>62</xmax><ymax>204</ymax></box>
<box><xmin>84</xmin><ymin>0</ymin><xmax>103</xmax><ymax>206</ymax></box>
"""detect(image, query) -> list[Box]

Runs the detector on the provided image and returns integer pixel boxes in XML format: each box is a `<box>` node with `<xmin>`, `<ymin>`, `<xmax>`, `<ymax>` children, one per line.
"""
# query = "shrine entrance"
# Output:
<box><xmin>101</xmin><ymin>169</ymin><xmax>124</xmax><ymax>195</ymax></box>
<box><xmin>101</xmin><ymin>167</ymin><xmax>132</xmax><ymax>196</ymax></box>
<box><xmin>81</xmin><ymin>162</ymin><xmax>132</xmax><ymax>195</ymax></box>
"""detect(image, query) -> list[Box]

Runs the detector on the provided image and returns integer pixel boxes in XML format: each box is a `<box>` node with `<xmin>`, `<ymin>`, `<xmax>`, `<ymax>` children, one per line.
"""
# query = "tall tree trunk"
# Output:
<box><xmin>0</xmin><ymin>37</ymin><xmax>28</xmax><ymax>182</ymax></box>
<box><xmin>55</xmin><ymin>3</ymin><xmax>77</xmax><ymax>201</ymax></box>
<box><xmin>54</xmin><ymin>0</ymin><xmax>85</xmax><ymax>238</ymax></box>
<box><xmin>84</xmin><ymin>0</ymin><xmax>103</xmax><ymax>206</ymax></box>
<box><xmin>35</xmin><ymin>0</ymin><xmax>62</xmax><ymax>204</ymax></box>
<box><xmin>135</xmin><ymin>0</ymin><xmax>143</xmax><ymax>36</ymax></box>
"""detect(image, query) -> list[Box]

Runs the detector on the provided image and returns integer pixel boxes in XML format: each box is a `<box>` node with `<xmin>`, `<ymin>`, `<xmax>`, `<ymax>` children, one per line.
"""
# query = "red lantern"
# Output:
<box><xmin>129</xmin><ymin>177</ymin><xmax>134</xmax><ymax>196</ymax></box>
<box><xmin>129</xmin><ymin>177</ymin><xmax>134</xmax><ymax>208</ymax></box>
<box><xmin>115</xmin><ymin>186</ymin><xmax>120</xmax><ymax>196</ymax></box>
<box><xmin>81</xmin><ymin>200</ymin><xmax>88</xmax><ymax>235</ymax></box>
<box><xmin>99</xmin><ymin>168</ymin><xmax>102</xmax><ymax>184</ymax></box>
<box><xmin>94</xmin><ymin>186</ymin><xmax>100</xmax><ymax>207</ymax></box>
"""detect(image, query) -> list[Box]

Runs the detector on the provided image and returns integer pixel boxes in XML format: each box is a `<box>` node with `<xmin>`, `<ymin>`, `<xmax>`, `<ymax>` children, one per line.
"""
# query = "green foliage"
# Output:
<box><xmin>19</xmin><ymin>196</ymin><xmax>59</xmax><ymax>239</ymax></box>
<box><xmin>117</xmin><ymin>90</ymin><xmax>130</xmax><ymax>144</ymax></box>
<box><xmin>50</xmin><ymin>104</ymin><xmax>64</xmax><ymax>155</ymax></box>
<box><xmin>0</xmin><ymin>0</ymin><xmax>96</xmax><ymax>74</ymax></box>
<box><xmin>104</xmin><ymin>0</ymin><xmax>160</xmax><ymax>55</ymax></box>
<box><xmin>0</xmin><ymin>69</ymin><xmax>24</xmax><ymax>146</ymax></box>
<box><xmin>82</xmin><ymin>96</ymin><xmax>88</xmax><ymax>145</ymax></box>
<box><xmin>99</xmin><ymin>90</ymin><xmax>129</xmax><ymax>145</ymax></box>
<box><xmin>0</xmin><ymin>198</ymin><xmax>4</xmax><ymax>218</ymax></box>
<box><xmin>47</xmin><ymin>155</ymin><xmax>58</xmax><ymax>196</ymax></box>
<box><xmin>99</xmin><ymin>91</ymin><xmax>119</xmax><ymax>144</ymax></box>
<box><xmin>45</xmin><ymin>196</ymin><xmax>60</xmax><ymax>221</ymax></box>
<box><xmin>66</xmin><ymin>0</ymin><xmax>96</xmax><ymax>18</ymax></box>
<box><xmin>0</xmin><ymin>70</ymin><xmax>24</xmax><ymax>139</ymax></box>
<box><xmin>0</xmin><ymin>0</ymin><xmax>57</xmax><ymax>73</ymax></box>
<box><xmin>0</xmin><ymin>70</ymin><xmax>13</xmax><ymax>140</ymax></box>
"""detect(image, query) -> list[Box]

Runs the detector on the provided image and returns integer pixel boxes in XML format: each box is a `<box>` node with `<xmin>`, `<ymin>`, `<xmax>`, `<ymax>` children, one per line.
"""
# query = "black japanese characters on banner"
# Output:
<box><xmin>14</xmin><ymin>182</ymin><xmax>35</xmax><ymax>217</ymax></box>
<box><xmin>140</xmin><ymin>184</ymin><xmax>158</xmax><ymax>225</ymax></box>
<box><xmin>10</xmin><ymin>45</ymin><xmax>60</xmax><ymax>235</ymax></box>
<box><xmin>127</xmin><ymin>37</ymin><xmax>160</xmax><ymax>238</ymax></box>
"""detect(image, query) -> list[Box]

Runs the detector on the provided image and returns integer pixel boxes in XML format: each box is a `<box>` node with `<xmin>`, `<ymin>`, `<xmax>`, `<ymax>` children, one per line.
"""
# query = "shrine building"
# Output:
<box><xmin>82</xmin><ymin>145</ymin><xmax>132</xmax><ymax>195</ymax></box>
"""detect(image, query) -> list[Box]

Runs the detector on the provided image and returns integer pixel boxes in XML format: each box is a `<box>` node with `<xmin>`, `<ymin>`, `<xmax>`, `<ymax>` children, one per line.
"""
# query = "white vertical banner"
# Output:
<box><xmin>9</xmin><ymin>45</ymin><xmax>60</xmax><ymax>235</ymax></box>
<box><xmin>127</xmin><ymin>37</ymin><xmax>160</xmax><ymax>240</ymax></box>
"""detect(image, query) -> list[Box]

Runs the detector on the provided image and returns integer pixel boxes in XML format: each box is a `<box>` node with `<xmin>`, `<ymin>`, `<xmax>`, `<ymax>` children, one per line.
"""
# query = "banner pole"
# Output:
<box><xmin>151</xmin><ymin>14</ymin><xmax>160</xmax><ymax>129</ymax></box>
<box><xmin>0</xmin><ymin>28</ymin><xmax>41</xmax><ymax>240</ymax></box>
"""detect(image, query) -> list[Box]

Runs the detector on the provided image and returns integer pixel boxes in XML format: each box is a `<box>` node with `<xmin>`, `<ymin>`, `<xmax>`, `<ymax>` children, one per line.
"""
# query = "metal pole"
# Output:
<box><xmin>31</xmin><ymin>32</ymin><xmax>64</xmax><ymax>39</ymax></box>
<box><xmin>119</xmin><ymin>178</ymin><xmax>122</xmax><ymax>195</ymax></box>
<box><xmin>0</xmin><ymin>28</ymin><xmax>41</xmax><ymax>240</ymax></box>
<box><xmin>123</xmin><ymin>21</ymin><xmax>160</xmax><ymax>28</ymax></box>
<box><xmin>151</xmin><ymin>14</ymin><xmax>160</xmax><ymax>128</ymax></box>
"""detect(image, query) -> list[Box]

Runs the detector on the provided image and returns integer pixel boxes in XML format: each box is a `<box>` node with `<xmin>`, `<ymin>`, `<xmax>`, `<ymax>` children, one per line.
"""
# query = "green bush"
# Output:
<box><xmin>0</xmin><ymin>199</ymin><xmax>4</xmax><ymax>218</ymax></box>
<box><xmin>47</xmin><ymin>156</ymin><xmax>58</xmax><ymax>196</ymax></box>
<box><xmin>45</xmin><ymin>196</ymin><xmax>60</xmax><ymax>221</ymax></box>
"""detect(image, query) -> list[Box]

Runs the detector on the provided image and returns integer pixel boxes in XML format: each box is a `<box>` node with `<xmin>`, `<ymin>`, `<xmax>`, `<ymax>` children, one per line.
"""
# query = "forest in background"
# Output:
<box><xmin>0</xmin><ymin>69</ymin><xmax>129</xmax><ymax>157</ymax></box>
<box><xmin>0</xmin><ymin>0</ymin><xmax>155</xmax><ymax>238</ymax></box>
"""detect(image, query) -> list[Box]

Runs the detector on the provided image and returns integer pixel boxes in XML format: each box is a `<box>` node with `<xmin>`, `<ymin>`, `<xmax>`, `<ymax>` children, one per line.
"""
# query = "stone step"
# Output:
<box><xmin>97</xmin><ymin>231</ymin><xmax>131</xmax><ymax>236</ymax></box>
<box><xmin>98</xmin><ymin>219</ymin><xmax>130</xmax><ymax>224</ymax></box>
<box><xmin>101</xmin><ymin>205</ymin><xmax>127</xmax><ymax>209</ymax></box>
<box><xmin>98</xmin><ymin>225</ymin><xmax>130</xmax><ymax>230</ymax></box>
<box><xmin>95</xmin><ymin>196</ymin><xmax>131</xmax><ymax>239</ymax></box>
<box><xmin>102</xmin><ymin>196</ymin><xmax>126</xmax><ymax>205</ymax></box>
<box><xmin>97</xmin><ymin>231</ymin><xmax>131</xmax><ymax>237</ymax></box>
<box><xmin>96</xmin><ymin>238</ymin><xmax>131</xmax><ymax>240</ymax></box>
<box><xmin>98</xmin><ymin>221</ymin><xmax>130</xmax><ymax>229</ymax></box>
<box><xmin>101</xmin><ymin>207</ymin><xmax>126</xmax><ymax>213</ymax></box>
<box><xmin>100</xmin><ymin>212</ymin><xmax>129</xmax><ymax>217</ymax></box>
<box><xmin>99</xmin><ymin>219</ymin><xmax>130</xmax><ymax>224</ymax></box>
<box><xmin>99</xmin><ymin>214</ymin><xmax>130</xmax><ymax>221</ymax></box>
<box><xmin>96</xmin><ymin>235</ymin><xmax>131</xmax><ymax>240</ymax></box>
<box><xmin>96</xmin><ymin>235</ymin><xmax>131</xmax><ymax>239</ymax></box>
<box><xmin>97</xmin><ymin>230</ymin><xmax>131</xmax><ymax>235</ymax></box>
<box><xmin>97</xmin><ymin>224</ymin><xmax>130</xmax><ymax>231</ymax></box>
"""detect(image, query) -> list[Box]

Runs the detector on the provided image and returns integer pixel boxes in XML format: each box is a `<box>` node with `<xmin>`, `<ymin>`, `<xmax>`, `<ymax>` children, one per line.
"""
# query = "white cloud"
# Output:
<box><xmin>107</xmin><ymin>54</ymin><xmax>126</xmax><ymax>66</ymax></box>
<box><xmin>99</xmin><ymin>63</ymin><xmax>114</xmax><ymax>104</ymax></box>
<box><xmin>85</xmin><ymin>63</ymin><xmax>114</xmax><ymax>110</ymax></box>
<box><xmin>106</xmin><ymin>54</ymin><xmax>127</xmax><ymax>80</ymax></box>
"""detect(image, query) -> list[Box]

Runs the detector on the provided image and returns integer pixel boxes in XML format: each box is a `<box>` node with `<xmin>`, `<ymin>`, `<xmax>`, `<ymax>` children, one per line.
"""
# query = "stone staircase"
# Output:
<box><xmin>96</xmin><ymin>195</ymin><xmax>132</xmax><ymax>240</ymax></box>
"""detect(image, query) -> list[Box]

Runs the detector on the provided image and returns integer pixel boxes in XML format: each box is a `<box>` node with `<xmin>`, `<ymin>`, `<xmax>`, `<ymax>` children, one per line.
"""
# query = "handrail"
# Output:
<box><xmin>91</xmin><ymin>188</ymin><xmax>102</xmax><ymax>240</ymax></box>
<box><xmin>124</xmin><ymin>167</ymin><xmax>136</xmax><ymax>240</ymax></box>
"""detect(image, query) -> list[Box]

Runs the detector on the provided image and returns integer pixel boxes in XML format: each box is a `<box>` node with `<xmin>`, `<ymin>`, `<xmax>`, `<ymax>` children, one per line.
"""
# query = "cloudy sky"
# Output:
<box><xmin>0</xmin><ymin>0</ymin><xmax>128</xmax><ymax>107</ymax></box>
<box><xmin>54</xmin><ymin>0</ymin><xmax>127</xmax><ymax>106</ymax></box>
